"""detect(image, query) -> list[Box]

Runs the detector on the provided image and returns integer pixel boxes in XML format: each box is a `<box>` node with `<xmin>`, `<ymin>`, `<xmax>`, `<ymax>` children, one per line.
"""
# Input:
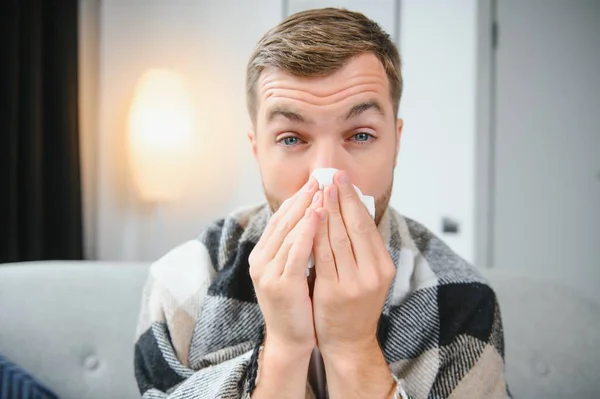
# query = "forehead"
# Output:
<box><xmin>256</xmin><ymin>53</ymin><xmax>392</xmax><ymax>114</ymax></box>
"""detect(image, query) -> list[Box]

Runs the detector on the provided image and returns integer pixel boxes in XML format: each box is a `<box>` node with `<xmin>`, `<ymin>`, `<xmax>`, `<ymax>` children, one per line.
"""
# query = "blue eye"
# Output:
<box><xmin>352</xmin><ymin>132</ymin><xmax>374</xmax><ymax>143</ymax></box>
<box><xmin>280</xmin><ymin>136</ymin><xmax>301</xmax><ymax>146</ymax></box>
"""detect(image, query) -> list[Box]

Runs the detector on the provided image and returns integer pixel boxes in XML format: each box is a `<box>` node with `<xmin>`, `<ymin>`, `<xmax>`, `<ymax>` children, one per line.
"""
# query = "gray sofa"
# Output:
<box><xmin>0</xmin><ymin>262</ymin><xmax>146</xmax><ymax>399</ymax></box>
<box><xmin>0</xmin><ymin>261</ymin><xmax>599</xmax><ymax>398</ymax></box>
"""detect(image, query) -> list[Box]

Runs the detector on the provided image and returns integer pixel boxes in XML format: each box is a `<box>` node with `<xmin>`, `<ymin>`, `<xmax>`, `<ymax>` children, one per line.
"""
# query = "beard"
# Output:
<box><xmin>263</xmin><ymin>176</ymin><xmax>394</xmax><ymax>227</ymax></box>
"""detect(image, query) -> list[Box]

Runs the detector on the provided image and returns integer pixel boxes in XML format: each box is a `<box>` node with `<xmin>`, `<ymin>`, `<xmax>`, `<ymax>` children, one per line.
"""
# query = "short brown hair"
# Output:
<box><xmin>246</xmin><ymin>8</ymin><xmax>403</xmax><ymax>124</ymax></box>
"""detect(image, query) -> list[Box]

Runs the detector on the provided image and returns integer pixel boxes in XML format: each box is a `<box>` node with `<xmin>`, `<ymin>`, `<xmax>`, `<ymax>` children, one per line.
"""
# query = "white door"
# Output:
<box><xmin>492</xmin><ymin>0</ymin><xmax>600</xmax><ymax>304</ymax></box>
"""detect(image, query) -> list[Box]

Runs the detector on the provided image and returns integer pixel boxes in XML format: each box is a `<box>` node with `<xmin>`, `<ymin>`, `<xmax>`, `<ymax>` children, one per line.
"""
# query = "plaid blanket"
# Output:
<box><xmin>134</xmin><ymin>203</ymin><xmax>509</xmax><ymax>398</ymax></box>
<box><xmin>0</xmin><ymin>355</ymin><xmax>59</xmax><ymax>399</ymax></box>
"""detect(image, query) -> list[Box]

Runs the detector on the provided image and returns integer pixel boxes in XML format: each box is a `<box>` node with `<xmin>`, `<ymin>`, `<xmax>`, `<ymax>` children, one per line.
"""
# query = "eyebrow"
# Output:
<box><xmin>266</xmin><ymin>100</ymin><xmax>386</xmax><ymax>124</ymax></box>
<box><xmin>266</xmin><ymin>106</ymin><xmax>310</xmax><ymax>124</ymax></box>
<box><xmin>343</xmin><ymin>100</ymin><xmax>386</xmax><ymax>120</ymax></box>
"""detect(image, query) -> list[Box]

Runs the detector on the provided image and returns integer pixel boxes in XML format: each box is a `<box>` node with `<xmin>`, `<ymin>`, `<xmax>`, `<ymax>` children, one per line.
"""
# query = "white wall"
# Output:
<box><xmin>393</xmin><ymin>0</ymin><xmax>477</xmax><ymax>263</ymax></box>
<box><xmin>90</xmin><ymin>0</ymin><xmax>479</xmax><ymax>263</ymax></box>
<box><xmin>95</xmin><ymin>0</ymin><xmax>282</xmax><ymax>261</ymax></box>
<box><xmin>491</xmin><ymin>0</ymin><xmax>600</xmax><ymax>304</ymax></box>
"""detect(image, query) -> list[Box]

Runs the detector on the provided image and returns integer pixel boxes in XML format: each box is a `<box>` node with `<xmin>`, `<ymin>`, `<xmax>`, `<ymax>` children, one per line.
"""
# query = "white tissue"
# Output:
<box><xmin>310</xmin><ymin>168</ymin><xmax>375</xmax><ymax>218</ymax></box>
<box><xmin>306</xmin><ymin>168</ymin><xmax>375</xmax><ymax>276</ymax></box>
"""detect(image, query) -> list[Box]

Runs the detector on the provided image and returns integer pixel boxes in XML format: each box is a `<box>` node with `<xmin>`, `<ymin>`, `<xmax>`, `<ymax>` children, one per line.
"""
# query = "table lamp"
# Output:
<box><xmin>128</xmin><ymin>68</ymin><xmax>194</xmax><ymax>203</ymax></box>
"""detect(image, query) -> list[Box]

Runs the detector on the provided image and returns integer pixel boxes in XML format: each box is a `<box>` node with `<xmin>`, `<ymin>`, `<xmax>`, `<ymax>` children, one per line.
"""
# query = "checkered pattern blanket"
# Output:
<box><xmin>134</xmin><ymin>203</ymin><xmax>510</xmax><ymax>398</ymax></box>
<box><xmin>0</xmin><ymin>355</ymin><xmax>59</xmax><ymax>399</ymax></box>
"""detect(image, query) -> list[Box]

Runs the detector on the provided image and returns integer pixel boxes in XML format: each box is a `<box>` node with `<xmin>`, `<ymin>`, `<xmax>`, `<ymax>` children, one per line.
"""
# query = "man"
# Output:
<box><xmin>134</xmin><ymin>8</ymin><xmax>509</xmax><ymax>399</ymax></box>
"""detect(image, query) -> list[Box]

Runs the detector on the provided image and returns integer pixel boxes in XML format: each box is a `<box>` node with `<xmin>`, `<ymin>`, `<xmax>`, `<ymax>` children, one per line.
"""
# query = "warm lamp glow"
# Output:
<box><xmin>128</xmin><ymin>68</ymin><xmax>194</xmax><ymax>202</ymax></box>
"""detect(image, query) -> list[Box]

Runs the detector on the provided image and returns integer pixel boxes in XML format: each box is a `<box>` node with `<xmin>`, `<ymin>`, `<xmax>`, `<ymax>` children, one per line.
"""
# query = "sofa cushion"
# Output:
<box><xmin>484</xmin><ymin>269</ymin><xmax>600</xmax><ymax>398</ymax></box>
<box><xmin>0</xmin><ymin>261</ymin><xmax>149</xmax><ymax>399</ymax></box>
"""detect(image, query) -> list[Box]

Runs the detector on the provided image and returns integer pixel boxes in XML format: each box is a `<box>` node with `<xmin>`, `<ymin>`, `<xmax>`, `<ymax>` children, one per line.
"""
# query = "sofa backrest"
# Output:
<box><xmin>483</xmin><ymin>269</ymin><xmax>600</xmax><ymax>398</ymax></box>
<box><xmin>1</xmin><ymin>261</ymin><xmax>599</xmax><ymax>398</ymax></box>
<box><xmin>0</xmin><ymin>261</ymin><xmax>149</xmax><ymax>399</ymax></box>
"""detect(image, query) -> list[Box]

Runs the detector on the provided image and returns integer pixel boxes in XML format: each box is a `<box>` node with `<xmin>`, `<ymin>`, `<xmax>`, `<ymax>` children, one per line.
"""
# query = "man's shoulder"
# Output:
<box><xmin>151</xmin><ymin>202</ymin><xmax>269</xmax><ymax>280</ymax></box>
<box><xmin>148</xmin><ymin>240</ymin><xmax>217</xmax><ymax>298</ymax></box>
<box><xmin>389</xmin><ymin>209</ymin><xmax>488</xmax><ymax>288</ymax></box>
<box><xmin>386</xmin><ymin>210</ymin><xmax>502</xmax><ymax>358</ymax></box>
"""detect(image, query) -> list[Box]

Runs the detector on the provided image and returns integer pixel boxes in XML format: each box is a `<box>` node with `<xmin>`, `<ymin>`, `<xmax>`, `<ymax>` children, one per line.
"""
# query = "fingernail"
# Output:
<box><xmin>304</xmin><ymin>179</ymin><xmax>316</xmax><ymax>192</ymax></box>
<box><xmin>329</xmin><ymin>185</ymin><xmax>337</xmax><ymax>200</ymax></box>
<box><xmin>338</xmin><ymin>171</ymin><xmax>350</xmax><ymax>185</ymax></box>
<box><xmin>312</xmin><ymin>191</ymin><xmax>322</xmax><ymax>204</ymax></box>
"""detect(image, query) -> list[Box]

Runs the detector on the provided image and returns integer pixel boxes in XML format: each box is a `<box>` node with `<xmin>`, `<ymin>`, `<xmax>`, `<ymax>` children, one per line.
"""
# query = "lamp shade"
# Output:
<box><xmin>128</xmin><ymin>68</ymin><xmax>194</xmax><ymax>202</ymax></box>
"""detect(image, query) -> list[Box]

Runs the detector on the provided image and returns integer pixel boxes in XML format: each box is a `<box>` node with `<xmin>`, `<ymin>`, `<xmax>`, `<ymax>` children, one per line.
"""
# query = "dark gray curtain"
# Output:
<box><xmin>0</xmin><ymin>0</ymin><xmax>83</xmax><ymax>262</ymax></box>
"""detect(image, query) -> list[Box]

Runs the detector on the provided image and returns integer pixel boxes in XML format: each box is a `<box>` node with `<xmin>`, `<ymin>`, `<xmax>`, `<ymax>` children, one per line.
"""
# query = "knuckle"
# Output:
<box><xmin>249</xmin><ymin>264</ymin><xmax>258</xmax><ymax>280</ymax></box>
<box><xmin>267</xmin><ymin>216</ymin><xmax>280</xmax><ymax>231</ymax></box>
<box><xmin>265</xmin><ymin>213</ymin><xmax>283</xmax><ymax>231</ymax></box>
<box><xmin>248</xmin><ymin>250</ymin><xmax>258</xmax><ymax>267</ymax></box>
<box><xmin>316</xmin><ymin>226</ymin><xmax>328</xmax><ymax>238</ymax></box>
<box><xmin>346</xmin><ymin>283</ymin><xmax>362</xmax><ymax>300</ymax></box>
<box><xmin>260</xmin><ymin>277</ymin><xmax>272</xmax><ymax>291</ymax></box>
<box><xmin>328</xmin><ymin>202</ymin><xmax>342</xmax><ymax>214</ymax></box>
<box><xmin>270</xmin><ymin>210</ymin><xmax>283</xmax><ymax>223</ymax></box>
<box><xmin>384</xmin><ymin>264</ymin><xmax>397</xmax><ymax>282</ymax></box>
<box><xmin>333</xmin><ymin>234</ymin><xmax>352</xmax><ymax>250</ymax></box>
<box><xmin>282</xmin><ymin>234</ymin><xmax>295</xmax><ymax>249</ymax></box>
<box><xmin>251</xmin><ymin>272</ymin><xmax>264</xmax><ymax>289</ymax></box>
<box><xmin>285</xmin><ymin>248</ymin><xmax>299</xmax><ymax>264</ymax></box>
<box><xmin>316</xmin><ymin>249</ymin><xmax>334</xmax><ymax>264</ymax></box>
<box><xmin>250</xmin><ymin>271</ymin><xmax>259</xmax><ymax>285</ymax></box>
<box><xmin>341</xmin><ymin>189</ymin><xmax>355</xmax><ymax>200</ymax></box>
<box><xmin>248</xmin><ymin>249</ymin><xmax>266</xmax><ymax>269</ymax></box>
<box><xmin>363</xmin><ymin>275</ymin><xmax>382</xmax><ymax>293</ymax></box>
<box><xmin>249</xmin><ymin>261</ymin><xmax>260</xmax><ymax>281</ymax></box>
<box><xmin>278</xmin><ymin>198</ymin><xmax>293</xmax><ymax>212</ymax></box>
<box><xmin>351</xmin><ymin>220</ymin><xmax>376</xmax><ymax>235</ymax></box>
<box><xmin>276</xmin><ymin>218</ymin><xmax>291</xmax><ymax>234</ymax></box>
<box><xmin>258</xmin><ymin>274</ymin><xmax>277</xmax><ymax>292</ymax></box>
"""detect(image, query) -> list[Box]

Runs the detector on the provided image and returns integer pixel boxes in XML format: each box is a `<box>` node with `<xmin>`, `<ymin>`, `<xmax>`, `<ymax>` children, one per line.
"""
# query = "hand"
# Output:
<box><xmin>249</xmin><ymin>178</ymin><xmax>322</xmax><ymax>356</ymax></box>
<box><xmin>312</xmin><ymin>170</ymin><xmax>396</xmax><ymax>358</ymax></box>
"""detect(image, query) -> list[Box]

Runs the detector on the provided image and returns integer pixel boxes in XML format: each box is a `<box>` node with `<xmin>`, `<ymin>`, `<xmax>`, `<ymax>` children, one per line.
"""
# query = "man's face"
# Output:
<box><xmin>248</xmin><ymin>53</ymin><xmax>403</xmax><ymax>225</ymax></box>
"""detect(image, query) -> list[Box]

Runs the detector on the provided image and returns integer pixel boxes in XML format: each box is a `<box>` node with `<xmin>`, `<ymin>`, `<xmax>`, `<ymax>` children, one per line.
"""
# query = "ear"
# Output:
<box><xmin>247</xmin><ymin>126</ymin><xmax>258</xmax><ymax>160</ymax></box>
<box><xmin>394</xmin><ymin>118</ymin><xmax>404</xmax><ymax>167</ymax></box>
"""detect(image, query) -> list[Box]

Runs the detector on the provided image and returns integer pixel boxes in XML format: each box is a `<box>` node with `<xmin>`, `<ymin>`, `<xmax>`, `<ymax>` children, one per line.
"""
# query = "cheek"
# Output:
<box><xmin>349</xmin><ymin>148</ymin><xmax>395</xmax><ymax>197</ymax></box>
<box><xmin>258</xmin><ymin>154</ymin><xmax>309</xmax><ymax>199</ymax></box>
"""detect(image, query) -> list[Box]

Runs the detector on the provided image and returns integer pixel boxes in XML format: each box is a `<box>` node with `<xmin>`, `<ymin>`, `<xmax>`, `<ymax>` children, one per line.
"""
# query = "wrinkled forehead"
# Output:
<box><xmin>256</xmin><ymin>53</ymin><xmax>393</xmax><ymax>120</ymax></box>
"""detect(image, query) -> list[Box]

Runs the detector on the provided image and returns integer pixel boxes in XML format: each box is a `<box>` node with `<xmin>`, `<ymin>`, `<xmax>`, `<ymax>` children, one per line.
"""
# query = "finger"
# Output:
<box><xmin>313</xmin><ymin>208</ymin><xmax>337</xmax><ymax>281</ymax></box>
<box><xmin>334</xmin><ymin>170</ymin><xmax>380</xmax><ymax>271</ymax></box>
<box><xmin>323</xmin><ymin>183</ymin><xmax>357</xmax><ymax>282</ymax></box>
<box><xmin>282</xmin><ymin>208</ymin><xmax>320</xmax><ymax>279</ymax></box>
<box><xmin>261</xmin><ymin>178</ymin><xmax>318</xmax><ymax>261</ymax></box>
<box><xmin>266</xmin><ymin>208</ymin><xmax>304</xmax><ymax>277</ymax></box>
<box><xmin>309</xmin><ymin>189</ymin><xmax>323</xmax><ymax>211</ymax></box>
<box><xmin>268</xmin><ymin>208</ymin><xmax>311</xmax><ymax>276</ymax></box>
<box><xmin>250</xmin><ymin>192</ymin><xmax>301</xmax><ymax>279</ymax></box>
<box><xmin>253</xmin><ymin>194</ymin><xmax>296</xmax><ymax>253</ymax></box>
<box><xmin>260</xmin><ymin>189</ymin><xmax>322</xmax><ymax>280</ymax></box>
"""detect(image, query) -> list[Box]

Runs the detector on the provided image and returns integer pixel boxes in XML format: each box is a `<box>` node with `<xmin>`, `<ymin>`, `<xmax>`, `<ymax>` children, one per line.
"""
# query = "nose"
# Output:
<box><xmin>310</xmin><ymin>139</ymin><xmax>350</xmax><ymax>177</ymax></box>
